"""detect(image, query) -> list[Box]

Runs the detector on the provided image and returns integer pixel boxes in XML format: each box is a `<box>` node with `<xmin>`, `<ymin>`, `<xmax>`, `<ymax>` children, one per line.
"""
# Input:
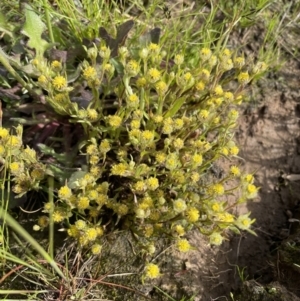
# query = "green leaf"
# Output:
<box><xmin>21</xmin><ymin>4</ymin><xmax>49</xmax><ymax>57</ymax></box>
<box><xmin>164</xmin><ymin>95</ymin><xmax>188</xmax><ymax>118</ymax></box>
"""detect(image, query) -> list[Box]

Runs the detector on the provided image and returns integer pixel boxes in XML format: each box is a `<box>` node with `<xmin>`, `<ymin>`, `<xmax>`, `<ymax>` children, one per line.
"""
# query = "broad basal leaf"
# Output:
<box><xmin>21</xmin><ymin>4</ymin><xmax>50</xmax><ymax>56</ymax></box>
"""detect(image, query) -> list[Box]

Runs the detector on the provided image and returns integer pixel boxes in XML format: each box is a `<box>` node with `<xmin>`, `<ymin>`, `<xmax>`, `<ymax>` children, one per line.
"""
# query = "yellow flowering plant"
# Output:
<box><xmin>0</xmin><ymin>1</ymin><xmax>268</xmax><ymax>263</ymax></box>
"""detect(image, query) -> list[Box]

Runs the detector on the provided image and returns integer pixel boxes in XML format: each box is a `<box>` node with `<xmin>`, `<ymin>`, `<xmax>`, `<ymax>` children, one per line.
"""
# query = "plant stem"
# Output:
<box><xmin>43</xmin><ymin>0</ymin><xmax>55</xmax><ymax>44</ymax></box>
<box><xmin>48</xmin><ymin>176</ymin><xmax>54</xmax><ymax>260</ymax></box>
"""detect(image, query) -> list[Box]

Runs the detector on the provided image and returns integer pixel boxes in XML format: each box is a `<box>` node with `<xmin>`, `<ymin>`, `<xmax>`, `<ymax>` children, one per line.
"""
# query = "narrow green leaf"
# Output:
<box><xmin>164</xmin><ymin>96</ymin><xmax>188</xmax><ymax>118</ymax></box>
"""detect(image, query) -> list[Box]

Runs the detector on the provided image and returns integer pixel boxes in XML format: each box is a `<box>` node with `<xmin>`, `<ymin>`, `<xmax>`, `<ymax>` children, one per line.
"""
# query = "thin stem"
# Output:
<box><xmin>43</xmin><ymin>0</ymin><xmax>55</xmax><ymax>44</ymax></box>
<box><xmin>48</xmin><ymin>176</ymin><xmax>54</xmax><ymax>260</ymax></box>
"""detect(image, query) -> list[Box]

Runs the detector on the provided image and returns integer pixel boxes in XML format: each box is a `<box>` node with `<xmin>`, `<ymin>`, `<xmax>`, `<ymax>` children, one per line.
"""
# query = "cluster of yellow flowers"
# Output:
<box><xmin>28</xmin><ymin>38</ymin><xmax>268</xmax><ymax>258</ymax></box>
<box><xmin>0</xmin><ymin>125</ymin><xmax>46</xmax><ymax>197</ymax></box>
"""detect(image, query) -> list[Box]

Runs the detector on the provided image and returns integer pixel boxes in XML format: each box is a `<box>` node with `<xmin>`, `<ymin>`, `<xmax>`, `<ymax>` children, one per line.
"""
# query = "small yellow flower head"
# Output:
<box><xmin>85</xmin><ymin>227</ymin><xmax>98</xmax><ymax>242</ymax></box>
<box><xmin>58</xmin><ymin>185</ymin><xmax>72</xmax><ymax>200</ymax></box>
<box><xmin>209</xmin><ymin>232</ymin><xmax>223</xmax><ymax>246</ymax></box>
<box><xmin>89</xmin><ymin>208</ymin><xmax>99</xmax><ymax>218</ymax></box>
<box><xmin>220</xmin><ymin>48</ymin><xmax>232</xmax><ymax>60</ymax></box>
<box><xmin>99</xmin><ymin>139</ymin><xmax>111</xmax><ymax>153</ymax></box>
<box><xmin>211</xmin><ymin>202</ymin><xmax>222</xmax><ymax>212</ymax></box>
<box><xmin>209</xmin><ymin>55</ymin><xmax>218</xmax><ymax>67</ymax></box>
<box><xmin>52</xmin><ymin>76</ymin><xmax>67</xmax><ymax>90</ymax></box>
<box><xmin>116</xmin><ymin>204</ymin><xmax>129</xmax><ymax>216</ymax></box>
<box><xmin>147</xmin><ymin>177</ymin><xmax>159</xmax><ymax>191</ymax></box>
<box><xmin>214</xmin><ymin>97</ymin><xmax>223</xmax><ymax>106</ymax></box>
<box><xmin>75</xmin><ymin>219</ymin><xmax>87</xmax><ymax>230</ymax></box>
<box><xmin>141</xmin><ymin>130</ymin><xmax>155</xmax><ymax>147</ymax></box>
<box><xmin>173</xmin><ymin>198</ymin><xmax>187</xmax><ymax>213</ymax></box>
<box><xmin>148</xmin><ymin>43</ymin><xmax>160</xmax><ymax>55</ymax></box>
<box><xmin>236</xmin><ymin>214</ymin><xmax>255</xmax><ymax>230</ymax></box>
<box><xmin>145</xmin><ymin>263</ymin><xmax>161</xmax><ymax>279</ymax></box>
<box><xmin>155</xmin><ymin>80</ymin><xmax>168</xmax><ymax>96</ymax></box>
<box><xmin>217</xmin><ymin>212</ymin><xmax>234</xmax><ymax>223</ymax></box>
<box><xmin>86</xmin><ymin>144</ymin><xmax>97</xmax><ymax>155</ymax></box>
<box><xmin>177</xmin><ymin>239</ymin><xmax>191</xmax><ymax>252</ymax></box>
<box><xmin>173</xmin><ymin>138</ymin><xmax>184</xmax><ymax>150</ymax></box>
<box><xmin>139</xmin><ymin>47</ymin><xmax>149</xmax><ymax>59</ymax></box>
<box><xmin>87</xmin><ymin>109</ymin><xmax>98</xmax><ymax>121</ymax></box>
<box><xmin>99</xmin><ymin>45</ymin><xmax>111</xmax><ymax>59</ymax></box>
<box><xmin>220</xmin><ymin>147</ymin><xmax>229</xmax><ymax>156</ymax></box>
<box><xmin>234</xmin><ymin>56</ymin><xmax>245</xmax><ymax>68</ymax></box>
<box><xmin>87</xmin><ymin>46</ymin><xmax>98</xmax><ymax>60</ymax></box>
<box><xmin>143</xmin><ymin>224</ymin><xmax>154</xmax><ymax>238</ymax></box>
<box><xmin>252</xmin><ymin>61</ymin><xmax>267</xmax><ymax>74</ymax></box>
<box><xmin>111</xmin><ymin>163</ymin><xmax>128</xmax><ymax>176</ymax></box>
<box><xmin>53</xmin><ymin>210</ymin><xmax>65</xmax><ymax>223</ymax></box>
<box><xmin>38</xmin><ymin>215</ymin><xmax>49</xmax><ymax>228</ymax></box>
<box><xmin>31</xmin><ymin>168</ymin><xmax>45</xmax><ymax>180</ymax></box>
<box><xmin>9</xmin><ymin>162</ymin><xmax>23</xmax><ymax>175</ymax></box>
<box><xmin>68</xmin><ymin>225</ymin><xmax>80</xmax><ymax>238</ymax></box>
<box><xmin>230</xmin><ymin>165</ymin><xmax>240</xmax><ymax>176</ymax></box>
<box><xmin>77</xmin><ymin>109</ymin><xmax>87</xmax><ymax>119</ymax></box>
<box><xmin>8</xmin><ymin>135</ymin><xmax>22</xmax><ymax>148</ymax></box>
<box><xmin>38</xmin><ymin>75</ymin><xmax>47</xmax><ymax>84</ymax></box>
<box><xmin>43</xmin><ymin>202</ymin><xmax>54</xmax><ymax>213</ymax></box>
<box><xmin>213</xmin><ymin>116</ymin><xmax>220</xmax><ymax>124</ymax></box>
<box><xmin>83</xmin><ymin>66</ymin><xmax>97</xmax><ymax>81</ymax></box>
<box><xmin>174</xmin><ymin>54</ymin><xmax>184</xmax><ymax>65</ymax></box>
<box><xmin>153</xmin><ymin>115</ymin><xmax>163</xmax><ymax>124</ymax></box>
<box><xmin>129</xmin><ymin>129</ymin><xmax>141</xmax><ymax>145</ymax></box>
<box><xmin>228</xmin><ymin>109</ymin><xmax>239</xmax><ymax>121</ymax></box>
<box><xmin>118</xmin><ymin>46</ymin><xmax>129</xmax><ymax>58</ymax></box>
<box><xmin>125</xmin><ymin>60</ymin><xmax>140</xmax><ymax>77</ymax></box>
<box><xmin>229</xmin><ymin>145</ymin><xmax>239</xmax><ymax>156</ymax></box>
<box><xmin>96</xmin><ymin>193</ymin><xmax>108</xmax><ymax>206</ymax></box>
<box><xmin>224</xmin><ymin>92</ymin><xmax>234</xmax><ymax>102</ymax></box>
<box><xmin>191</xmin><ymin>153</ymin><xmax>203</xmax><ymax>167</ymax></box>
<box><xmin>77</xmin><ymin>196</ymin><xmax>90</xmax><ymax>210</ymax></box>
<box><xmin>88</xmin><ymin>190</ymin><xmax>98</xmax><ymax>200</ymax></box>
<box><xmin>94</xmin><ymin>226</ymin><xmax>103</xmax><ymax>237</ymax></box>
<box><xmin>130</xmin><ymin>120</ymin><xmax>140</xmax><ymax>129</ymax></box>
<box><xmin>89</xmin><ymin>155</ymin><xmax>99</xmax><ymax>165</ymax></box>
<box><xmin>195</xmin><ymin>81</ymin><xmax>205</xmax><ymax>91</ymax></box>
<box><xmin>174</xmin><ymin>118</ymin><xmax>184</xmax><ymax>130</ymax></box>
<box><xmin>175</xmin><ymin>225</ymin><xmax>185</xmax><ymax>236</ymax></box>
<box><xmin>186</xmin><ymin>207</ymin><xmax>199</xmax><ymax>223</ymax></box>
<box><xmin>238</xmin><ymin>72</ymin><xmax>250</xmax><ymax>85</ymax></box>
<box><xmin>127</xmin><ymin>93</ymin><xmax>139</xmax><ymax>108</ymax></box>
<box><xmin>213</xmin><ymin>85</ymin><xmax>223</xmax><ymax>96</ymax></box>
<box><xmin>246</xmin><ymin>184</ymin><xmax>259</xmax><ymax>199</ymax></box>
<box><xmin>243</xmin><ymin>174</ymin><xmax>254</xmax><ymax>184</ymax></box>
<box><xmin>91</xmin><ymin>243</ymin><xmax>102</xmax><ymax>255</ymax></box>
<box><xmin>51</xmin><ymin>60</ymin><xmax>62</xmax><ymax>71</ymax></box>
<box><xmin>147</xmin><ymin>68</ymin><xmax>161</xmax><ymax>83</ymax></box>
<box><xmin>199</xmin><ymin>109</ymin><xmax>209</xmax><ymax>119</ymax></box>
<box><xmin>199</xmin><ymin>69</ymin><xmax>210</xmax><ymax>82</ymax></box>
<box><xmin>220</xmin><ymin>58</ymin><xmax>233</xmax><ymax>71</ymax></box>
<box><xmin>165</xmin><ymin>153</ymin><xmax>179</xmax><ymax>170</ymax></box>
<box><xmin>134</xmin><ymin>180</ymin><xmax>147</xmax><ymax>193</ymax></box>
<box><xmin>213</xmin><ymin>183</ymin><xmax>224</xmax><ymax>195</ymax></box>
<box><xmin>155</xmin><ymin>152</ymin><xmax>166</xmax><ymax>164</ymax></box>
<box><xmin>136</xmin><ymin>77</ymin><xmax>147</xmax><ymax>88</ymax></box>
<box><xmin>107</xmin><ymin>115</ymin><xmax>122</xmax><ymax>128</ymax></box>
<box><xmin>0</xmin><ymin>127</ymin><xmax>9</xmax><ymax>139</ymax></box>
<box><xmin>200</xmin><ymin>47</ymin><xmax>212</xmax><ymax>61</ymax></box>
<box><xmin>191</xmin><ymin>172</ymin><xmax>200</xmax><ymax>183</ymax></box>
